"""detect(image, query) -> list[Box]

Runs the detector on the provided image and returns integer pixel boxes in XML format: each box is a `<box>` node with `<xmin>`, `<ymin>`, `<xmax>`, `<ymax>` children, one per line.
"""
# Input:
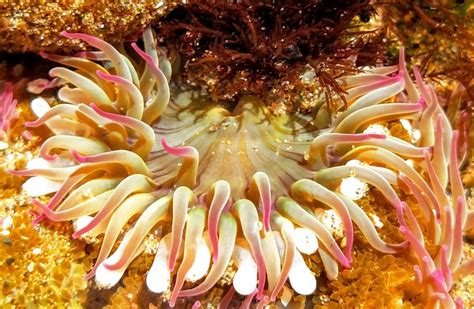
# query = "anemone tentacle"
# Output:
<box><xmin>0</xmin><ymin>82</ymin><xmax>18</xmax><ymax>143</ymax></box>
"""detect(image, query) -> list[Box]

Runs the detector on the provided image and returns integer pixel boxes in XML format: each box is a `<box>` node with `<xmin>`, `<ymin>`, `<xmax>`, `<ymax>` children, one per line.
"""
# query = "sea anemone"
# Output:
<box><xmin>8</xmin><ymin>28</ymin><xmax>473</xmax><ymax>307</ymax></box>
<box><xmin>0</xmin><ymin>82</ymin><xmax>18</xmax><ymax>148</ymax></box>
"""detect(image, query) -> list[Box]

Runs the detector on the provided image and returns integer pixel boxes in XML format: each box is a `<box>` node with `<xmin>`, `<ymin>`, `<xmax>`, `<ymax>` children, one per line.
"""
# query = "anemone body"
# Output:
<box><xmin>11</xmin><ymin>29</ymin><xmax>473</xmax><ymax>308</ymax></box>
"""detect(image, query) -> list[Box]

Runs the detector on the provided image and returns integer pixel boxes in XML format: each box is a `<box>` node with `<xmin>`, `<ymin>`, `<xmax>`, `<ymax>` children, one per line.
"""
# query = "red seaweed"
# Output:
<box><xmin>155</xmin><ymin>0</ymin><xmax>382</xmax><ymax>111</ymax></box>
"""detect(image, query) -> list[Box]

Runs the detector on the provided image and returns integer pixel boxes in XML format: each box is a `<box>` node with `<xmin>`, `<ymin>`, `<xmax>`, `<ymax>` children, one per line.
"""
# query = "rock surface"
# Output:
<box><xmin>0</xmin><ymin>1</ymin><xmax>176</xmax><ymax>54</ymax></box>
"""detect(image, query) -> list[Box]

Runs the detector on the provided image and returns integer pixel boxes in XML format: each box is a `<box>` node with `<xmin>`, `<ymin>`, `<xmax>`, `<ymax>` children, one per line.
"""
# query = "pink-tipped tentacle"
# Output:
<box><xmin>71</xmin><ymin>149</ymin><xmax>87</xmax><ymax>164</ymax></box>
<box><xmin>218</xmin><ymin>287</ymin><xmax>235</xmax><ymax>309</ymax></box>
<box><xmin>90</xmin><ymin>103</ymin><xmax>147</xmax><ymax>133</ymax></box>
<box><xmin>71</xmin><ymin>149</ymin><xmax>150</xmax><ymax>176</ymax></box>
<box><xmin>131</xmin><ymin>43</ymin><xmax>157</xmax><ymax>72</ymax></box>
<box><xmin>340</xmin><ymin>146</ymin><xmax>442</xmax><ymax>221</ymax></box>
<box><xmin>33</xmin><ymin>189</ymin><xmax>112</xmax><ymax>223</ymax></box>
<box><xmin>398</xmin><ymin>47</ymin><xmax>419</xmax><ymax>102</ymax></box>
<box><xmin>85</xmin><ymin>192</ymin><xmax>160</xmax><ymax>279</ymax></box>
<box><xmin>131</xmin><ymin>43</ymin><xmax>170</xmax><ymax>124</ymax></box>
<box><xmin>256</xmin><ymin>295</ymin><xmax>270</xmax><ymax>309</ymax></box>
<box><xmin>276</xmin><ymin>197</ymin><xmax>350</xmax><ymax>268</ymax></box>
<box><xmin>418</xmin><ymin>96</ymin><xmax>427</xmax><ymax>108</ymax></box>
<box><xmin>39</xmin><ymin>145</ymin><xmax>59</xmax><ymax>161</ymax></box>
<box><xmin>290</xmin><ymin>179</ymin><xmax>353</xmax><ymax>262</ymax></box>
<box><xmin>399</xmin><ymin>173</ymin><xmax>433</xmax><ymax>225</ymax></box>
<box><xmin>439</xmin><ymin>245</ymin><xmax>452</xmax><ymax>289</ymax></box>
<box><xmin>455</xmin><ymin>297</ymin><xmax>464</xmax><ymax>309</ymax></box>
<box><xmin>413</xmin><ymin>265</ymin><xmax>423</xmax><ymax>287</ymax></box>
<box><xmin>413</xmin><ymin>66</ymin><xmax>431</xmax><ymax>105</ymax></box>
<box><xmin>95</xmin><ymin>70</ymin><xmax>144</xmax><ymax>119</ymax></box>
<box><xmin>22</xmin><ymin>130</ymin><xmax>32</xmax><ymax>141</ymax></box>
<box><xmin>399</xmin><ymin>224</ymin><xmax>434</xmax><ymax>278</ymax></box>
<box><xmin>233</xmin><ymin>200</ymin><xmax>267</xmax><ymax>300</ymax></box>
<box><xmin>7</xmin><ymin>164</ymin><xmax>77</xmax><ymax>181</ymax></box>
<box><xmin>161</xmin><ymin>136</ymin><xmax>194</xmax><ymax>157</ymax></box>
<box><xmin>345</xmin><ymin>73</ymin><xmax>402</xmax><ymax>103</ymax></box>
<box><xmin>72</xmin><ymin>175</ymin><xmax>157</xmax><ymax>239</ymax></box>
<box><xmin>30</xmin><ymin>199</ymin><xmax>50</xmax><ymax>223</ymax></box>
<box><xmin>432</xmin><ymin>115</ymin><xmax>448</xmax><ymax>189</ymax></box>
<box><xmin>169</xmin><ymin>207</ymin><xmax>205</xmax><ymax>307</ymax></box>
<box><xmin>89</xmin><ymin>103</ymin><xmax>155</xmax><ymax>159</ymax></box>
<box><xmin>400</xmin><ymin>202</ymin><xmax>424</xmax><ymax>244</ymax></box>
<box><xmin>337</xmin><ymin>193</ymin><xmax>408</xmax><ymax>253</ymax></box>
<box><xmin>74</xmin><ymin>51</ymin><xmax>107</xmax><ymax>61</ymax></box>
<box><xmin>161</xmin><ymin>136</ymin><xmax>199</xmax><ymax>187</ymax></box>
<box><xmin>423</xmin><ymin>149</ymin><xmax>449</xmax><ymax>209</ymax></box>
<box><xmin>207</xmin><ymin>180</ymin><xmax>231</xmax><ymax>262</ymax></box>
<box><xmin>449</xmin><ymin>197</ymin><xmax>465</xmax><ymax>270</ymax></box>
<box><xmin>25</xmin><ymin>104</ymin><xmax>77</xmax><ymax>128</ymax></box>
<box><xmin>449</xmin><ymin>131</ymin><xmax>467</xmax><ymax>227</ymax></box>
<box><xmin>430</xmin><ymin>269</ymin><xmax>450</xmax><ymax>296</ymax></box>
<box><xmin>61</xmin><ymin>31</ymin><xmax>133</xmax><ymax>82</ymax></box>
<box><xmin>457</xmin><ymin>111</ymin><xmax>468</xmax><ymax>163</ymax></box>
<box><xmin>88</xmin><ymin>103</ymin><xmax>123</xmax><ymax>124</ymax></box>
<box><xmin>168</xmin><ymin>187</ymin><xmax>196</xmax><ymax>271</ymax></box>
<box><xmin>103</xmin><ymin>196</ymin><xmax>171</xmax><ymax>271</ymax></box>
<box><xmin>179</xmin><ymin>212</ymin><xmax>237</xmax><ymax>298</ymax></box>
<box><xmin>308</xmin><ymin>133</ymin><xmax>386</xmax><ymax>169</ymax></box>
<box><xmin>437</xmin><ymin>206</ymin><xmax>454</xmax><ymax>266</ymax></box>
<box><xmin>250</xmin><ymin>172</ymin><xmax>272</xmax><ymax>232</ymax></box>
<box><xmin>32</xmin><ymin>214</ymin><xmax>45</xmax><ymax>226</ymax></box>
<box><xmin>35</xmin><ymin>171</ymin><xmax>93</xmax><ymax>216</ymax></box>
<box><xmin>240</xmin><ymin>289</ymin><xmax>257</xmax><ymax>309</ymax></box>
<box><xmin>269</xmin><ymin>217</ymin><xmax>295</xmax><ymax>301</ymax></box>
<box><xmin>0</xmin><ymin>82</ymin><xmax>18</xmax><ymax>133</ymax></box>
<box><xmin>7</xmin><ymin>168</ymin><xmax>40</xmax><ymax>178</ymax></box>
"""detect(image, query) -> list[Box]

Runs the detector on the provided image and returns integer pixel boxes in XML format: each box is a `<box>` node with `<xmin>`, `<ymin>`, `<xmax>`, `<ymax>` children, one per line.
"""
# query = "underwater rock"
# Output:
<box><xmin>0</xmin><ymin>1</ymin><xmax>177</xmax><ymax>53</ymax></box>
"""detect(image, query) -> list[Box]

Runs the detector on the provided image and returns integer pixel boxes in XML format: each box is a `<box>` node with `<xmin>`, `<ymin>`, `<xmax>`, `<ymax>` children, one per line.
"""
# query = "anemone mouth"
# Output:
<box><xmin>150</xmin><ymin>91</ymin><xmax>316</xmax><ymax>198</ymax></box>
<box><xmin>8</xmin><ymin>28</ymin><xmax>472</xmax><ymax>308</ymax></box>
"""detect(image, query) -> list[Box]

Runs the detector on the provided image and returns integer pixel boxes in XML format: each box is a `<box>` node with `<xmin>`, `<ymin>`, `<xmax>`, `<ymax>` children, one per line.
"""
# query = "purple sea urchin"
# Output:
<box><xmin>8</xmin><ymin>28</ymin><xmax>474</xmax><ymax>307</ymax></box>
